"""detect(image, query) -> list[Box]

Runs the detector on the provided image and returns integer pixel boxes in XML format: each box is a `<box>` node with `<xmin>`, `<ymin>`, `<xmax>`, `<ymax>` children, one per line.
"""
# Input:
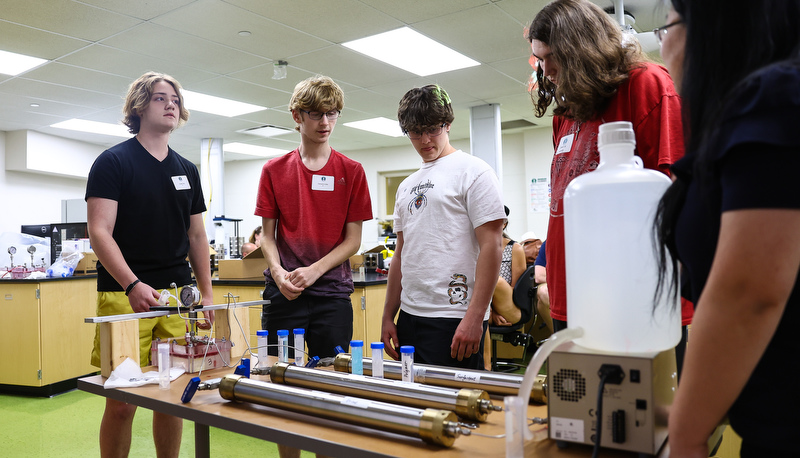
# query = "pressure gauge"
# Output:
<box><xmin>180</xmin><ymin>285</ymin><xmax>202</xmax><ymax>308</ymax></box>
<box><xmin>8</xmin><ymin>246</ymin><xmax>16</xmax><ymax>255</ymax></box>
<box><xmin>27</xmin><ymin>246</ymin><xmax>36</xmax><ymax>255</ymax></box>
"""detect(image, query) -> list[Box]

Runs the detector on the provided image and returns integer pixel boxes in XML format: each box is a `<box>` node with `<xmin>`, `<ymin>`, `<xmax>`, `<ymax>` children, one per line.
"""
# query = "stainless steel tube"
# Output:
<box><xmin>218</xmin><ymin>374</ymin><xmax>468</xmax><ymax>447</ymax></box>
<box><xmin>269</xmin><ymin>362</ymin><xmax>500</xmax><ymax>422</ymax></box>
<box><xmin>334</xmin><ymin>354</ymin><xmax>548</xmax><ymax>404</ymax></box>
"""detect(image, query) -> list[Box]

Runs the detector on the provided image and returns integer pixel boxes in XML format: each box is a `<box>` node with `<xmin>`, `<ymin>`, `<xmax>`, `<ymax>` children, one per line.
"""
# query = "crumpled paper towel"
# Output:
<box><xmin>104</xmin><ymin>357</ymin><xmax>185</xmax><ymax>389</ymax></box>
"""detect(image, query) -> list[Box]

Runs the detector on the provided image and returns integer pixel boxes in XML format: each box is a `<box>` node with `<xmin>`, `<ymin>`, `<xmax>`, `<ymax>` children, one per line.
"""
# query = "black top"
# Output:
<box><xmin>672</xmin><ymin>60</ymin><xmax>800</xmax><ymax>452</ymax></box>
<box><xmin>85</xmin><ymin>137</ymin><xmax>206</xmax><ymax>291</ymax></box>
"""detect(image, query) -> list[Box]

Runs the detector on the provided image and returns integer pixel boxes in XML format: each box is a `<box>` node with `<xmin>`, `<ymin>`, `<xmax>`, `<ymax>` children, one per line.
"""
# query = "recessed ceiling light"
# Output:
<box><xmin>238</xmin><ymin>31</ymin><xmax>251</xmax><ymax>37</ymax></box>
<box><xmin>182</xmin><ymin>90</ymin><xmax>266</xmax><ymax>117</ymax></box>
<box><xmin>238</xmin><ymin>125</ymin><xmax>295</xmax><ymax>138</ymax></box>
<box><xmin>342</xmin><ymin>27</ymin><xmax>479</xmax><ymax>77</ymax></box>
<box><xmin>344</xmin><ymin>117</ymin><xmax>404</xmax><ymax>137</ymax></box>
<box><xmin>50</xmin><ymin>119</ymin><xmax>133</xmax><ymax>137</ymax></box>
<box><xmin>30</xmin><ymin>103</ymin><xmax>40</xmax><ymax>108</ymax></box>
<box><xmin>223</xmin><ymin>142</ymin><xmax>288</xmax><ymax>158</ymax></box>
<box><xmin>0</xmin><ymin>49</ymin><xmax>48</xmax><ymax>76</ymax></box>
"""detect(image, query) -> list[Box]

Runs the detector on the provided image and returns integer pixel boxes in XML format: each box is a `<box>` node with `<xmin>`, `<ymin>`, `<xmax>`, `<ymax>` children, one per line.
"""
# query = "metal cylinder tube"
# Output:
<box><xmin>334</xmin><ymin>354</ymin><xmax>548</xmax><ymax>404</ymax></box>
<box><xmin>269</xmin><ymin>362</ymin><xmax>499</xmax><ymax>422</ymax></box>
<box><xmin>218</xmin><ymin>374</ymin><xmax>467</xmax><ymax>447</ymax></box>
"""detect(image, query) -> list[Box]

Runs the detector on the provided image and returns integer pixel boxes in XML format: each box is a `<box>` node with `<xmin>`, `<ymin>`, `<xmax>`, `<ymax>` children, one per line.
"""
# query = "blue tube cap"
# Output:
<box><xmin>400</xmin><ymin>345</ymin><xmax>415</xmax><ymax>354</ymax></box>
<box><xmin>371</xmin><ymin>342</ymin><xmax>384</xmax><ymax>350</ymax></box>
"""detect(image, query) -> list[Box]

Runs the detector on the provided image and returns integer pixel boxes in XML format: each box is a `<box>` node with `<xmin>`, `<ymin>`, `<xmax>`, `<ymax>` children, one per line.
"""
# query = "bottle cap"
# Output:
<box><xmin>371</xmin><ymin>342</ymin><xmax>384</xmax><ymax>350</ymax></box>
<box><xmin>598</xmin><ymin>121</ymin><xmax>635</xmax><ymax>149</ymax></box>
<box><xmin>400</xmin><ymin>345</ymin><xmax>415</xmax><ymax>354</ymax></box>
<box><xmin>350</xmin><ymin>340</ymin><xmax>363</xmax><ymax>347</ymax></box>
<box><xmin>277</xmin><ymin>329</ymin><xmax>289</xmax><ymax>337</ymax></box>
<box><xmin>293</xmin><ymin>328</ymin><xmax>305</xmax><ymax>335</ymax></box>
<box><xmin>257</xmin><ymin>330</ymin><xmax>268</xmax><ymax>336</ymax></box>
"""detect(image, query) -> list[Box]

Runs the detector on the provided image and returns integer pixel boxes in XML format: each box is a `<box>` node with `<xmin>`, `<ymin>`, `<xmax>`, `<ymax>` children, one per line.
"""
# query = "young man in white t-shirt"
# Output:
<box><xmin>381</xmin><ymin>85</ymin><xmax>506</xmax><ymax>370</ymax></box>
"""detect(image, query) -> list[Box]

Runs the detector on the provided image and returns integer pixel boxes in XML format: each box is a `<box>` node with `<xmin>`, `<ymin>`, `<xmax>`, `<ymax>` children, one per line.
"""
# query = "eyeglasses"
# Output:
<box><xmin>300</xmin><ymin>109</ymin><xmax>341</xmax><ymax>121</ymax></box>
<box><xmin>653</xmin><ymin>20</ymin><xmax>683</xmax><ymax>46</ymax></box>
<box><xmin>405</xmin><ymin>123</ymin><xmax>447</xmax><ymax>140</ymax></box>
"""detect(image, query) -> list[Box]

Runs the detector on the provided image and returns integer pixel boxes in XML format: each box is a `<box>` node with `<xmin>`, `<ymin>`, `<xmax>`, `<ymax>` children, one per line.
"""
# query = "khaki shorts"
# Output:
<box><xmin>90</xmin><ymin>291</ymin><xmax>185</xmax><ymax>367</ymax></box>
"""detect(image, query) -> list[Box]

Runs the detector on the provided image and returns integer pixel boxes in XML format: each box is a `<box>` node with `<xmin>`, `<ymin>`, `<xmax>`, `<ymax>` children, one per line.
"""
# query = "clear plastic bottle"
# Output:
<box><xmin>370</xmin><ymin>342</ymin><xmax>384</xmax><ymax>378</ymax></box>
<box><xmin>351</xmin><ymin>340</ymin><xmax>363</xmax><ymax>375</ymax></box>
<box><xmin>277</xmin><ymin>329</ymin><xmax>289</xmax><ymax>363</ymax></box>
<box><xmin>256</xmin><ymin>330</ymin><xmax>268</xmax><ymax>368</ymax></box>
<box><xmin>293</xmin><ymin>328</ymin><xmax>305</xmax><ymax>366</ymax></box>
<box><xmin>564</xmin><ymin>121</ymin><xmax>680</xmax><ymax>353</ymax></box>
<box><xmin>400</xmin><ymin>345</ymin><xmax>414</xmax><ymax>382</ymax></box>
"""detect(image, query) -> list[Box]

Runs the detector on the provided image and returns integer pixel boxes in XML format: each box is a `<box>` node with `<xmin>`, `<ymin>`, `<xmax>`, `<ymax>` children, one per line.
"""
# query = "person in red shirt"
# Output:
<box><xmin>525</xmin><ymin>0</ymin><xmax>689</xmax><ymax>332</ymax></box>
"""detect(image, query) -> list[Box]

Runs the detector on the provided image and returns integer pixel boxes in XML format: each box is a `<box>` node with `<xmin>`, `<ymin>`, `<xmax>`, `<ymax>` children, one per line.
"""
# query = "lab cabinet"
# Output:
<box><xmin>350</xmin><ymin>282</ymin><xmax>387</xmax><ymax>357</ymax></box>
<box><xmin>0</xmin><ymin>277</ymin><xmax>97</xmax><ymax>388</ymax></box>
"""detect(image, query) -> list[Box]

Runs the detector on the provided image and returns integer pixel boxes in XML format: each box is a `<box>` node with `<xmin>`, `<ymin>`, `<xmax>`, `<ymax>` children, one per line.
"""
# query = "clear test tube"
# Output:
<box><xmin>256</xmin><ymin>330</ymin><xmax>268</xmax><ymax>368</ymax></box>
<box><xmin>293</xmin><ymin>328</ymin><xmax>305</xmax><ymax>366</ymax></box>
<box><xmin>277</xmin><ymin>329</ymin><xmax>289</xmax><ymax>363</ymax></box>
<box><xmin>400</xmin><ymin>345</ymin><xmax>414</xmax><ymax>383</ymax></box>
<box><xmin>351</xmin><ymin>340</ymin><xmax>364</xmax><ymax>375</ymax></box>
<box><xmin>370</xmin><ymin>342</ymin><xmax>384</xmax><ymax>378</ymax></box>
<box><xmin>158</xmin><ymin>342</ymin><xmax>170</xmax><ymax>390</ymax></box>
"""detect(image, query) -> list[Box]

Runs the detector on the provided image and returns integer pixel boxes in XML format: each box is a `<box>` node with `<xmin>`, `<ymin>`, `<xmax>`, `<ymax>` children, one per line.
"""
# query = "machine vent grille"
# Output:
<box><xmin>553</xmin><ymin>368</ymin><xmax>586</xmax><ymax>402</ymax></box>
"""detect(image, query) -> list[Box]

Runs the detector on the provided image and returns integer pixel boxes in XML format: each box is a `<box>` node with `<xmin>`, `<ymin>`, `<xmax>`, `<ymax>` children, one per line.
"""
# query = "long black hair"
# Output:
<box><xmin>654</xmin><ymin>0</ymin><xmax>800</xmax><ymax>303</ymax></box>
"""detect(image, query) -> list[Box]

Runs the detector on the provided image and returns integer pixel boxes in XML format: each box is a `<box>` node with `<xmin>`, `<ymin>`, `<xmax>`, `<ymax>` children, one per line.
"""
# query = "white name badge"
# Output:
<box><xmin>312</xmin><ymin>174</ymin><xmax>335</xmax><ymax>191</ymax></box>
<box><xmin>555</xmin><ymin>133</ymin><xmax>574</xmax><ymax>155</ymax></box>
<box><xmin>171</xmin><ymin>175</ymin><xmax>191</xmax><ymax>190</ymax></box>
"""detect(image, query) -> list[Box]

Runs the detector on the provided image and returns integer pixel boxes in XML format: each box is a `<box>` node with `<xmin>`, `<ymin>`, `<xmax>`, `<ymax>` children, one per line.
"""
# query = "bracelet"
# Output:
<box><xmin>125</xmin><ymin>279</ymin><xmax>141</xmax><ymax>296</ymax></box>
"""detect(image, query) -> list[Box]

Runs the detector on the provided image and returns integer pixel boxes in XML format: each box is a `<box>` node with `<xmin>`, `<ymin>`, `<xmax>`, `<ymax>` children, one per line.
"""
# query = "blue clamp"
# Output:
<box><xmin>334</xmin><ymin>345</ymin><xmax>345</xmax><ymax>354</ymax></box>
<box><xmin>234</xmin><ymin>364</ymin><xmax>250</xmax><ymax>377</ymax></box>
<box><xmin>305</xmin><ymin>356</ymin><xmax>320</xmax><ymax>368</ymax></box>
<box><xmin>181</xmin><ymin>377</ymin><xmax>201</xmax><ymax>403</ymax></box>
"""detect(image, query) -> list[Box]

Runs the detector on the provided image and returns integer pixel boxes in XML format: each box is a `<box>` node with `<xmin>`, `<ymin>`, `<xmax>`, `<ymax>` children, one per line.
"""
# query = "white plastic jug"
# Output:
<box><xmin>563</xmin><ymin>121</ymin><xmax>680</xmax><ymax>353</ymax></box>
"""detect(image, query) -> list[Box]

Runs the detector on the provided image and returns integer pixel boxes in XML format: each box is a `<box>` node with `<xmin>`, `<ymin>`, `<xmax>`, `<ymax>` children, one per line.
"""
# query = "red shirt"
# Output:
<box><xmin>255</xmin><ymin>148</ymin><xmax>373</xmax><ymax>297</ymax></box>
<box><xmin>547</xmin><ymin>63</ymin><xmax>688</xmax><ymax>323</ymax></box>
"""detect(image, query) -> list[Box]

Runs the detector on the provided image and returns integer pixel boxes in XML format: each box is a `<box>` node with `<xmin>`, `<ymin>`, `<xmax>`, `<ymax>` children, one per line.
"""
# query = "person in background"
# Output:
<box><xmin>249</xmin><ymin>225</ymin><xmax>262</xmax><ymax>247</ymax></box>
<box><xmin>525</xmin><ymin>0</ymin><xmax>685</xmax><ymax>332</ymax></box>
<box><xmin>241</xmin><ymin>242</ymin><xmax>257</xmax><ymax>257</ymax></box>
<box><xmin>254</xmin><ymin>75</ymin><xmax>373</xmax><ymax>458</ymax></box>
<box><xmin>85</xmin><ymin>71</ymin><xmax>214</xmax><ymax>458</ymax></box>
<box><xmin>381</xmin><ymin>84</ymin><xmax>506</xmax><ymax>370</ymax></box>
<box><xmin>533</xmin><ymin>239</ymin><xmax>553</xmax><ymax>333</ymax></box>
<box><xmin>519</xmin><ymin>231</ymin><xmax>542</xmax><ymax>267</ymax></box>
<box><xmin>654</xmin><ymin>1</ymin><xmax>800</xmax><ymax>456</ymax></box>
<box><xmin>483</xmin><ymin>206</ymin><xmax>527</xmax><ymax>370</ymax></box>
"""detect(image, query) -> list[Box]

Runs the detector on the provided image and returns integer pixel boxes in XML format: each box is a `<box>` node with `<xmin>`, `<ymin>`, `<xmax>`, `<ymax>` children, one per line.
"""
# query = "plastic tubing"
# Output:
<box><xmin>515</xmin><ymin>327</ymin><xmax>584</xmax><ymax>440</ymax></box>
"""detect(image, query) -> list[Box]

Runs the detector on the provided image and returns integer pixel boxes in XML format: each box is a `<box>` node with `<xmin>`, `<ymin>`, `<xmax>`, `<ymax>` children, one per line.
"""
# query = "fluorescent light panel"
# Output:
<box><xmin>182</xmin><ymin>90</ymin><xmax>266</xmax><ymax>117</ymax></box>
<box><xmin>344</xmin><ymin>117</ymin><xmax>404</xmax><ymax>137</ymax></box>
<box><xmin>51</xmin><ymin>119</ymin><xmax>133</xmax><ymax>138</ymax></box>
<box><xmin>223</xmin><ymin>142</ymin><xmax>287</xmax><ymax>158</ymax></box>
<box><xmin>0</xmin><ymin>50</ymin><xmax>48</xmax><ymax>76</ymax></box>
<box><xmin>238</xmin><ymin>125</ymin><xmax>295</xmax><ymax>138</ymax></box>
<box><xmin>342</xmin><ymin>27</ymin><xmax>479</xmax><ymax>76</ymax></box>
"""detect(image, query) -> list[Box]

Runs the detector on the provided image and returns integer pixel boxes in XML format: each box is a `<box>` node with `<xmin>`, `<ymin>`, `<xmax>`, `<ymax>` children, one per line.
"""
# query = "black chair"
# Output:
<box><xmin>489</xmin><ymin>265</ymin><xmax>537</xmax><ymax>372</ymax></box>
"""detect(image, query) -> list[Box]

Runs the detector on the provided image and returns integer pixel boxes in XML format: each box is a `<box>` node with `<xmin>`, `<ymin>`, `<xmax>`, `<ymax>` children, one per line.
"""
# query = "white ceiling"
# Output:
<box><xmin>0</xmin><ymin>0</ymin><xmax>664</xmax><ymax>163</ymax></box>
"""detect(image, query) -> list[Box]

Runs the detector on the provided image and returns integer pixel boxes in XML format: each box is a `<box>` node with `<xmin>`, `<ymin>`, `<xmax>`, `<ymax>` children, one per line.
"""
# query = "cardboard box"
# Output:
<box><xmin>76</xmin><ymin>251</ymin><xmax>98</xmax><ymax>274</ymax></box>
<box><xmin>217</xmin><ymin>247</ymin><xmax>268</xmax><ymax>280</ymax></box>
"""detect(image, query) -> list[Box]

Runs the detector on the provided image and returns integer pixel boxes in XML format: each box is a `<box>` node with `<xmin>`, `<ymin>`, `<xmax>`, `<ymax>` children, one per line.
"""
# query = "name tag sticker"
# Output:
<box><xmin>171</xmin><ymin>175</ymin><xmax>191</xmax><ymax>190</ymax></box>
<box><xmin>555</xmin><ymin>133</ymin><xmax>574</xmax><ymax>155</ymax></box>
<box><xmin>312</xmin><ymin>174</ymin><xmax>335</xmax><ymax>191</ymax></box>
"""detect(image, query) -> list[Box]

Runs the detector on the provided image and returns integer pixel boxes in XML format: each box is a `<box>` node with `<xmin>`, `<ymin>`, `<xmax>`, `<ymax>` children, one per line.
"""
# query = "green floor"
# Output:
<box><xmin>0</xmin><ymin>389</ymin><xmax>314</xmax><ymax>457</ymax></box>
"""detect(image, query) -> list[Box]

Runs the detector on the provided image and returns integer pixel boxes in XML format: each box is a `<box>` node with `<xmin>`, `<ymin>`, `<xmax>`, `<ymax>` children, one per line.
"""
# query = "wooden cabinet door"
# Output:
<box><xmin>0</xmin><ymin>284</ymin><xmax>42</xmax><ymax>386</ymax></box>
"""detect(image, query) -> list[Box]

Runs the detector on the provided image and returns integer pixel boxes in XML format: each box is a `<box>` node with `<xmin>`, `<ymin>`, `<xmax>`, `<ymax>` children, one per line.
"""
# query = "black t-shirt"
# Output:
<box><xmin>672</xmin><ymin>60</ymin><xmax>800</xmax><ymax>451</ymax></box>
<box><xmin>85</xmin><ymin>137</ymin><xmax>206</xmax><ymax>291</ymax></box>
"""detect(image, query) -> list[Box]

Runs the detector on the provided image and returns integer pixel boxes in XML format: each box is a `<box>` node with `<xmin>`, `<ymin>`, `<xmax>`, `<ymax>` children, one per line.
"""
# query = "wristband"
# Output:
<box><xmin>125</xmin><ymin>279</ymin><xmax>141</xmax><ymax>296</ymax></box>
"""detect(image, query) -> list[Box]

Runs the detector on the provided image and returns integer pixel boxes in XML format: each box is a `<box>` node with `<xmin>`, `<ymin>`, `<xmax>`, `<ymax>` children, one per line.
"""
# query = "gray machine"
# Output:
<box><xmin>547</xmin><ymin>341</ymin><xmax>676</xmax><ymax>456</ymax></box>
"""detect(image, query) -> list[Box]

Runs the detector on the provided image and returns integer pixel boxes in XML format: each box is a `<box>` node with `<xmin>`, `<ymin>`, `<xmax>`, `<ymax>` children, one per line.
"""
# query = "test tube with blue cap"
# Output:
<box><xmin>351</xmin><ymin>340</ymin><xmax>364</xmax><ymax>375</ymax></box>
<box><xmin>256</xmin><ymin>330</ymin><xmax>268</xmax><ymax>368</ymax></box>
<box><xmin>293</xmin><ymin>328</ymin><xmax>305</xmax><ymax>366</ymax></box>
<box><xmin>277</xmin><ymin>329</ymin><xmax>289</xmax><ymax>363</ymax></box>
<box><xmin>371</xmin><ymin>342</ymin><xmax>384</xmax><ymax>378</ymax></box>
<box><xmin>400</xmin><ymin>345</ymin><xmax>414</xmax><ymax>383</ymax></box>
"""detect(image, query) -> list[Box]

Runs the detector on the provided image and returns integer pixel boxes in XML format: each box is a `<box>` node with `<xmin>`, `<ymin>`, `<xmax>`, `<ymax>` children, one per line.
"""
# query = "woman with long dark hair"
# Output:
<box><xmin>655</xmin><ymin>1</ymin><xmax>800</xmax><ymax>456</ymax></box>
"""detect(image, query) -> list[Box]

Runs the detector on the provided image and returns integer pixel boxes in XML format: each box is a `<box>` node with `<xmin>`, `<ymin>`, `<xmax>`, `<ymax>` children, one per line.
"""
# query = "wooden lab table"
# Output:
<box><xmin>78</xmin><ymin>363</ymin><xmax>664</xmax><ymax>458</ymax></box>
